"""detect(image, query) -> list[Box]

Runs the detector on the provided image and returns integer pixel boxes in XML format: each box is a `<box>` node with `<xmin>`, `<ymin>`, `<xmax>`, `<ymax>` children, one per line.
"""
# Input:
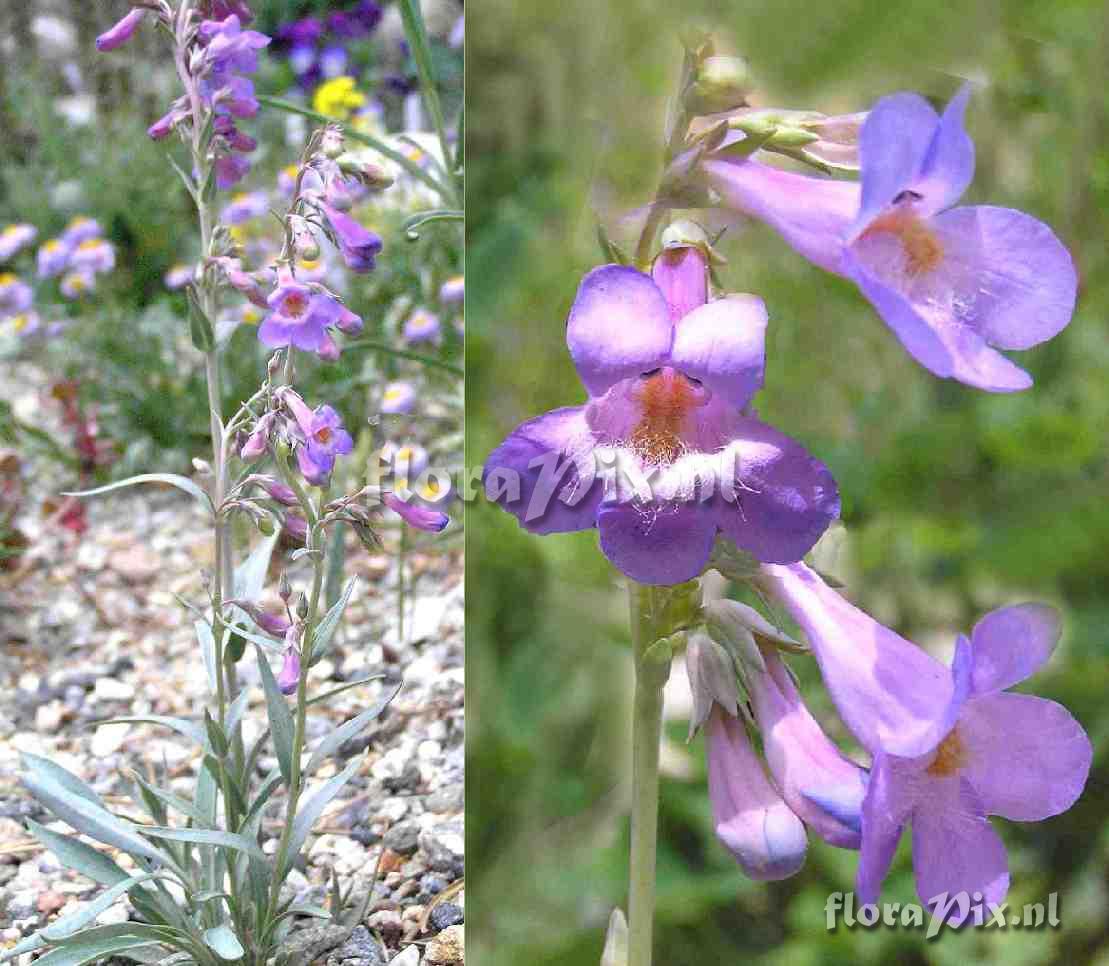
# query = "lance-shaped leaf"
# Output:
<box><xmin>12</xmin><ymin>923</ymin><xmax>183</xmax><ymax>966</ymax></box>
<box><xmin>196</xmin><ymin>620</ymin><xmax>218</xmax><ymax>692</ymax></box>
<box><xmin>21</xmin><ymin>758</ymin><xmax>164</xmax><ymax>864</ymax></box>
<box><xmin>287</xmin><ymin>757</ymin><xmax>364</xmax><ymax>864</ymax></box>
<box><xmin>233</xmin><ymin>530</ymin><xmax>280</xmax><ymax>600</ymax></box>
<box><xmin>255</xmin><ymin>644</ymin><xmax>295</xmax><ymax>786</ymax></box>
<box><xmin>305</xmin><ymin>681</ymin><xmax>401</xmax><ymax>775</ymax></box>
<box><xmin>203</xmin><ymin>923</ymin><xmax>245</xmax><ymax>961</ymax></box>
<box><xmin>308</xmin><ymin>577</ymin><xmax>356</xmax><ymax>665</ymax></box>
<box><xmin>63</xmin><ymin>474</ymin><xmax>213</xmax><ymax>514</ymax></box>
<box><xmin>24</xmin><ymin>819</ymin><xmax>130</xmax><ymax>887</ymax></box>
<box><xmin>139</xmin><ymin>827</ymin><xmax>268</xmax><ymax>863</ymax></box>
<box><xmin>96</xmin><ymin>715</ymin><xmax>208</xmax><ymax>749</ymax></box>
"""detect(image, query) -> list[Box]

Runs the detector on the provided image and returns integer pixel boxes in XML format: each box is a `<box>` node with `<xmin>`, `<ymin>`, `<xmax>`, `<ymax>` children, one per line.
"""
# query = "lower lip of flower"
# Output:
<box><xmin>629</xmin><ymin>368</ymin><xmax>704</xmax><ymax>465</ymax></box>
<box><xmin>862</xmin><ymin>209</ymin><xmax>944</xmax><ymax>277</ymax></box>
<box><xmin>925</xmin><ymin>727</ymin><xmax>968</xmax><ymax>777</ymax></box>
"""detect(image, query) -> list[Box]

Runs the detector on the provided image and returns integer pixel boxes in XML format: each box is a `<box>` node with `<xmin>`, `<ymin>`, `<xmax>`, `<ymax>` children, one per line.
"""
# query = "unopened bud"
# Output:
<box><xmin>278</xmin><ymin>571</ymin><xmax>292</xmax><ymax>603</ymax></box>
<box><xmin>295</xmin><ymin>593</ymin><xmax>310</xmax><ymax>620</ymax></box>
<box><xmin>686</xmin><ymin>56</ymin><xmax>752</xmax><ymax>115</ymax></box>
<box><xmin>319</xmin><ymin>126</ymin><xmax>345</xmax><ymax>159</ymax></box>
<box><xmin>192</xmin><ymin>457</ymin><xmax>213</xmax><ymax>477</ymax></box>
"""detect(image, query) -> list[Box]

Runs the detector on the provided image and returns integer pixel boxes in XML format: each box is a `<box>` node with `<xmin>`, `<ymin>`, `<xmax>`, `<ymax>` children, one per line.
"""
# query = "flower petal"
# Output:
<box><xmin>565</xmin><ymin>265</ymin><xmax>672</xmax><ymax>397</ymax></box>
<box><xmin>712</xmin><ymin>419</ymin><xmax>840</xmax><ymax>565</ymax></box>
<box><xmin>969</xmin><ymin>603</ymin><xmax>1061</xmax><ymax>694</ymax></box>
<box><xmin>756</xmin><ymin>563</ymin><xmax>955</xmax><ymax>757</ymax></box>
<box><xmin>706</xmin><ymin>708</ymin><xmax>808</xmax><ymax>881</ymax></box>
<box><xmin>483</xmin><ymin>406</ymin><xmax>602</xmax><ymax>535</ymax></box>
<box><xmin>911</xmin><ymin>780</ymin><xmax>1009</xmax><ymax>925</ymax></box>
<box><xmin>596</xmin><ymin>500</ymin><xmax>716</xmax><ymax>585</ymax></box>
<box><xmin>930</xmin><ymin>206</ymin><xmax>1077</xmax><ymax>351</ymax></box>
<box><xmin>959</xmin><ymin>692</ymin><xmax>1092</xmax><ymax>821</ymax></box>
<box><xmin>669</xmin><ymin>294</ymin><xmax>766</xmax><ymax>410</ymax></box>
<box><xmin>749</xmin><ymin>648</ymin><xmax>868</xmax><ymax>848</ymax></box>
<box><xmin>651</xmin><ymin>246</ymin><xmax>707</xmax><ymax>322</ymax></box>
<box><xmin>852</xmin><ymin>92</ymin><xmax>940</xmax><ymax>238</ymax></box>
<box><xmin>700</xmin><ymin>158</ymin><xmax>857</xmax><ymax>275</ymax></box>
<box><xmin>846</xmin><ymin>252</ymin><xmax>1033</xmax><ymax>391</ymax></box>
<box><xmin>856</xmin><ymin>751</ymin><xmax>920</xmax><ymax>903</ymax></box>
<box><xmin>914</xmin><ymin>85</ymin><xmax>975</xmax><ymax>215</ymax></box>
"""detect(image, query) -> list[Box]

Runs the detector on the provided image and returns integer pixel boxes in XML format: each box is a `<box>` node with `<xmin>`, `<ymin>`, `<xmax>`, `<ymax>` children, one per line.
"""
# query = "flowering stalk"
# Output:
<box><xmin>626</xmin><ymin>584</ymin><xmax>670</xmax><ymax>966</ymax></box>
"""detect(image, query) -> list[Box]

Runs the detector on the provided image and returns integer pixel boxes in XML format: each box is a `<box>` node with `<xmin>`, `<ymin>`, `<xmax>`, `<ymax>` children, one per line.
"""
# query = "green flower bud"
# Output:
<box><xmin>686</xmin><ymin>56</ymin><xmax>752</xmax><ymax>115</ymax></box>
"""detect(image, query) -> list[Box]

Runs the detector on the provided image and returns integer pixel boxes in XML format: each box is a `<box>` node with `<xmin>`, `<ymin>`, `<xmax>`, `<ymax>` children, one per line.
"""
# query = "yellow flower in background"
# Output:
<box><xmin>313</xmin><ymin>76</ymin><xmax>365</xmax><ymax>119</ymax></box>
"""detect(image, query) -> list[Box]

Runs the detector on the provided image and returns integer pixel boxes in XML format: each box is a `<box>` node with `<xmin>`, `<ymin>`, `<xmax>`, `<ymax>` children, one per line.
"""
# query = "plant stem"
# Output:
<box><xmin>626</xmin><ymin>583</ymin><xmax>669</xmax><ymax>966</ymax></box>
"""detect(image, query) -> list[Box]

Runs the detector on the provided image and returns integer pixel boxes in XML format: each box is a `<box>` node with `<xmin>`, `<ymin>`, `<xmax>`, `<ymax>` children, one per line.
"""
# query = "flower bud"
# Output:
<box><xmin>254</xmin><ymin>476</ymin><xmax>299</xmax><ymax>506</ymax></box>
<box><xmin>600</xmin><ymin>909</ymin><xmax>628</xmax><ymax>966</ymax></box>
<box><xmin>277</xmin><ymin>645</ymin><xmax>301</xmax><ymax>695</ymax></box>
<box><xmin>684</xmin><ymin>632</ymin><xmax>738</xmax><ymax>740</ymax></box>
<box><xmin>382</xmin><ymin>492</ymin><xmax>449</xmax><ymax>533</ymax></box>
<box><xmin>278</xmin><ymin>571</ymin><xmax>292</xmax><ymax>603</ymax></box>
<box><xmin>226</xmin><ymin>599</ymin><xmax>291</xmax><ymax>636</ymax></box>
<box><xmin>686</xmin><ymin>56</ymin><xmax>752</xmax><ymax>115</ymax></box>
<box><xmin>295</xmin><ymin>594</ymin><xmax>310</xmax><ymax>620</ymax></box>
<box><xmin>192</xmin><ymin>457</ymin><xmax>213</xmax><ymax>477</ymax></box>
<box><xmin>283</xmin><ymin>512</ymin><xmax>308</xmax><ymax>543</ymax></box>
<box><xmin>240</xmin><ymin>413</ymin><xmax>275</xmax><ymax>460</ymax></box>
<box><xmin>320</xmin><ymin>126</ymin><xmax>345</xmax><ymax>159</ymax></box>
<box><xmin>96</xmin><ymin>8</ymin><xmax>145</xmax><ymax>52</ymax></box>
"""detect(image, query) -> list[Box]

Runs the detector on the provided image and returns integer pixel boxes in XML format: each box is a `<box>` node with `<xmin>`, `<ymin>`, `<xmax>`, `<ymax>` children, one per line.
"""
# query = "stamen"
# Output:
<box><xmin>926</xmin><ymin>728</ymin><xmax>968</xmax><ymax>777</ymax></box>
<box><xmin>862</xmin><ymin>209</ymin><xmax>944</xmax><ymax>277</ymax></box>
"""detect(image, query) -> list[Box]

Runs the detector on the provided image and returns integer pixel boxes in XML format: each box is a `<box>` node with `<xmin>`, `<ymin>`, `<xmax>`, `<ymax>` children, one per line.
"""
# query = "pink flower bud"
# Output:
<box><xmin>227</xmin><ymin>599</ymin><xmax>291</xmax><ymax>636</ymax></box>
<box><xmin>96</xmin><ymin>8</ymin><xmax>145</xmax><ymax>52</ymax></box>
<box><xmin>383</xmin><ymin>493</ymin><xmax>449</xmax><ymax>533</ymax></box>
<box><xmin>240</xmin><ymin>413</ymin><xmax>275</xmax><ymax>460</ymax></box>
<box><xmin>283</xmin><ymin>512</ymin><xmax>308</xmax><ymax>542</ymax></box>
<box><xmin>277</xmin><ymin>645</ymin><xmax>301</xmax><ymax>695</ymax></box>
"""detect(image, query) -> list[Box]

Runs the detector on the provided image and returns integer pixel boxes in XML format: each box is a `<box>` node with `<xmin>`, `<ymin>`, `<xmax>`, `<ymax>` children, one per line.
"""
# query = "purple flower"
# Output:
<box><xmin>36</xmin><ymin>239</ymin><xmax>72</xmax><ymax>278</ymax></box>
<box><xmin>283</xmin><ymin>512</ymin><xmax>308</xmax><ymax>542</ymax></box>
<box><xmin>227</xmin><ymin>598</ymin><xmax>291</xmax><ymax>636</ymax></box>
<box><xmin>69</xmin><ymin>239</ymin><xmax>115</xmax><ymax>275</ymax></box>
<box><xmin>201</xmin><ymin>15</ymin><xmax>270</xmax><ymax>75</ymax></box>
<box><xmin>701</xmin><ymin>89</ymin><xmax>1077</xmax><ymax>391</ymax></box>
<box><xmin>483</xmin><ymin>254</ymin><xmax>840</xmax><ymax>585</ymax></box>
<box><xmin>746</xmin><ymin>645</ymin><xmax>867</xmax><ymax>848</ymax></box>
<box><xmin>96</xmin><ymin>8</ymin><xmax>145</xmax><ymax>52</ymax></box>
<box><xmin>319</xmin><ymin>45</ymin><xmax>349</xmax><ymax>79</ymax></box>
<box><xmin>276</xmin><ymin>645</ymin><xmax>301</xmax><ymax>695</ymax></box>
<box><xmin>220</xmin><ymin>190</ymin><xmax>269</xmax><ymax>224</ymax></box>
<box><xmin>403</xmin><ymin>308</ymin><xmax>441</xmax><ymax>344</ymax></box>
<box><xmin>240</xmin><ymin>412</ymin><xmax>276</xmax><ymax>460</ymax></box>
<box><xmin>282</xmin><ymin>390</ymin><xmax>354</xmax><ymax>485</ymax></box>
<box><xmin>706</xmin><ymin>706</ymin><xmax>808</xmax><ymax>880</ymax></box>
<box><xmin>0</xmin><ymin>224</ymin><xmax>37</xmax><ymax>262</ymax></box>
<box><xmin>164</xmin><ymin>264</ymin><xmax>194</xmax><ymax>290</ymax></box>
<box><xmin>276</xmin><ymin>17</ymin><xmax>324</xmax><ymax>47</ymax></box>
<box><xmin>354</xmin><ymin>1</ymin><xmax>383</xmax><ymax>31</ymax></box>
<box><xmin>60</xmin><ymin>217</ymin><xmax>102</xmax><ymax>246</ymax></box>
<box><xmin>258</xmin><ymin>275</ymin><xmax>346</xmax><ymax>357</ymax></box>
<box><xmin>318</xmin><ymin>202</ymin><xmax>382</xmax><ymax>272</ymax></box>
<box><xmin>856</xmin><ymin>605</ymin><xmax>1090</xmax><ymax>923</ymax></box>
<box><xmin>757</xmin><ymin>562</ymin><xmax>956</xmax><ymax>758</ymax></box>
<box><xmin>0</xmin><ymin>274</ymin><xmax>33</xmax><ymax>317</ymax></box>
<box><xmin>215</xmin><ymin>153</ymin><xmax>251</xmax><ymax>190</ymax></box>
<box><xmin>204</xmin><ymin>1</ymin><xmax>255</xmax><ymax>24</ymax></box>
<box><xmin>382</xmin><ymin>492</ymin><xmax>449</xmax><ymax>533</ymax></box>
<box><xmin>439</xmin><ymin>274</ymin><xmax>464</xmax><ymax>305</ymax></box>
<box><xmin>380</xmin><ymin>381</ymin><xmax>416</xmax><ymax>414</ymax></box>
<box><xmin>60</xmin><ymin>272</ymin><xmax>95</xmax><ymax>299</ymax></box>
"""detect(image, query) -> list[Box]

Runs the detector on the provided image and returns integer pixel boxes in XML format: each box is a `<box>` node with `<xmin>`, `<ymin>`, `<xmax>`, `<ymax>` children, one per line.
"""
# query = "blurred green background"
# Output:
<box><xmin>466</xmin><ymin>1</ymin><xmax>1109</xmax><ymax>963</ymax></box>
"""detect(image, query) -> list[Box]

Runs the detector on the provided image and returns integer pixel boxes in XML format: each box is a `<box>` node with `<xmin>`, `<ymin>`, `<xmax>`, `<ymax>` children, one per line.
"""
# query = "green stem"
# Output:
<box><xmin>626</xmin><ymin>583</ymin><xmax>668</xmax><ymax>966</ymax></box>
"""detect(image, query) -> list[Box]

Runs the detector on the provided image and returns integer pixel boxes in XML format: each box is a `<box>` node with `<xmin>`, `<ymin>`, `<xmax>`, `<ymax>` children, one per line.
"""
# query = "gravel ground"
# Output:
<box><xmin>0</xmin><ymin>362</ymin><xmax>465</xmax><ymax>964</ymax></box>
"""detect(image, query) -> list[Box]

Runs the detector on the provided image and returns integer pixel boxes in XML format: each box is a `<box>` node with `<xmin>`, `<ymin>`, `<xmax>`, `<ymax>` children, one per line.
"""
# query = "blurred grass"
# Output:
<box><xmin>466</xmin><ymin>0</ymin><xmax>1109</xmax><ymax>963</ymax></box>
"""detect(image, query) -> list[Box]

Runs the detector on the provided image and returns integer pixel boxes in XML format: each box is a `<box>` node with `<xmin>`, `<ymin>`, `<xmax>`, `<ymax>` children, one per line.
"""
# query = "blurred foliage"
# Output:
<box><xmin>0</xmin><ymin>0</ymin><xmax>462</xmax><ymax>483</ymax></box>
<box><xmin>467</xmin><ymin>0</ymin><xmax>1109</xmax><ymax>963</ymax></box>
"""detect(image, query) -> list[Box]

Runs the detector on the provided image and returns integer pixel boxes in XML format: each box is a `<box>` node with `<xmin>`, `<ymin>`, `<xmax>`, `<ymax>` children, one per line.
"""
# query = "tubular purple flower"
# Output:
<box><xmin>148</xmin><ymin>108</ymin><xmax>183</xmax><ymax>140</ymax></box>
<box><xmin>701</xmin><ymin>89</ymin><xmax>1077</xmax><ymax>391</ymax></box>
<box><xmin>756</xmin><ymin>562</ymin><xmax>955</xmax><ymax>758</ymax></box>
<box><xmin>336</xmin><ymin>305</ymin><xmax>364</xmax><ymax>335</ymax></box>
<box><xmin>215</xmin><ymin>153</ymin><xmax>251</xmax><ymax>190</ymax></box>
<box><xmin>201</xmin><ymin>15</ymin><xmax>270</xmax><ymax>75</ymax></box>
<box><xmin>240</xmin><ymin>412</ymin><xmax>276</xmax><ymax>460</ymax></box>
<box><xmin>706</xmin><ymin>706</ymin><xmax>808</xmax><ymax>880</ymax></box>
<box><xmin>856</xmin><ymin>605</ymin><xmax>1091</xmax><ymax>924</ymax></box>
<box><xmin>283</xmin><ymin>512</ymin><xmax>308</xmax><ymax>542</ymax></box>
<box><xmin>258</xmin><ymin>274</ymin><xmax>344</xmax><ymax>355</ymax></box>
<box><xmin>253</xmin><ymin>476</ymin><xmax>298</xmax><ymax>506</ymax></box>
<box><xmin>382</xmin><ymin>492</ymin><xmax>449</xmax><ymax>533</ymax></box>
<box><xmin>318</xmin><ymin>202</ymin><xmax>383</xmax><ymax>272</ymax></box>
<box><xmin>483</xmin><ymin>261</ymin><xmax>840</xmax><ymax>585</ymax></box>
<box><xmin>96</xmin><ymin>8</ymin><xmax>145</xmax><ymax>52</ymax></box>
<box><xmin>282</xmin><ymin>392</ymin><xmax>354</xmax><ymax>485</ymax></box>
<box><xmin>276</xmin><ymin>644</ymin><xmax>301</xmax><ymax>695</ymax></box>
<box><xmin>227</xmin><ymin>599</ymin><xmax>291</xmax><ymax>636</ymax></box>
<box><xmin>204</xmin><ymin>1</ymin><xmax>255</xmax><ymax>24</ymax></box>
<box><xmin>746</xmin><ymin>646</ymin><xmax>867</xmax><ymax>848</ymax></box>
